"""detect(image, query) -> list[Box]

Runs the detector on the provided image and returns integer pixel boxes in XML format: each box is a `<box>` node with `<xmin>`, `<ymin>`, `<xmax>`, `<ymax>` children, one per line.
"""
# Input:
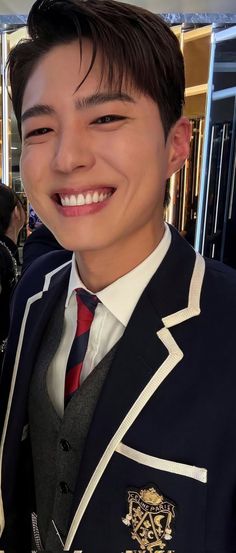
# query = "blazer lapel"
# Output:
<box><xmin>2</xmin><ymin>259</ymin><xmax>71</xmax><ymax>414</ymax></box>
<box><xmin>65</xmin><ymin>227</ymin><xmax>205</xmax><ymax>549</ymax></box>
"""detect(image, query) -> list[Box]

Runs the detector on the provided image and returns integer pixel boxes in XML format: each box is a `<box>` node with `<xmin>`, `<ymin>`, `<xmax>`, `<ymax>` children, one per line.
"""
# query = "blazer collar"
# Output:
<box><xmin>146</xmin><ymin>225</ymin><xmax>204</xmax><ymax>325</ymax></box>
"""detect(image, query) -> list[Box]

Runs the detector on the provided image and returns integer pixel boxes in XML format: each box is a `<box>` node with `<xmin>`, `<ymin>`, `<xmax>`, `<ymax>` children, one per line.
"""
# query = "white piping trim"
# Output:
<box><xmin>64</xmin><ymin>326</ymin><xmax>183</xmax><ymax>549</ymax></box>
<box><xmin>0</xmin><ymin>260</ymin><xmax>71</xmax><ymax>537</ymax></box>
<box><xmin>116</xmin><ymin>442</ymin><xmax>207</xmax><ymax>484</ymax></box>
<box><xmin>162</xmin><ymin>253</ymin><xmax>205</xmax><ymax>328</ymax></box>
<box><xmin>43</xmin><ymin>260</ymin><xmax>71</xmax><ymax>292</ymax></box>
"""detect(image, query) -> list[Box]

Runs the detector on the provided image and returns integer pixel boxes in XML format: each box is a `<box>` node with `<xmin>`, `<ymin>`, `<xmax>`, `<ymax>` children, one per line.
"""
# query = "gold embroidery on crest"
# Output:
<box><xmin>122</xmin><ymin>486</ymin><xmax>176</xmax><ymax>552</ymax></box>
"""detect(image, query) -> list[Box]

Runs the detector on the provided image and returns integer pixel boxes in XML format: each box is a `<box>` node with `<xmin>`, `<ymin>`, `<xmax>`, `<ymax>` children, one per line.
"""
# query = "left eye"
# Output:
<box><xmin>94</xmin><ymin>115</ymin><xmax>125</xmax><ymax>124</ymax></box>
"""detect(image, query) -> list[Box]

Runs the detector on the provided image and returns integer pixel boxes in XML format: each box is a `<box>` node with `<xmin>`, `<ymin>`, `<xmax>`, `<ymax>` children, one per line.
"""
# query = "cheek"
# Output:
<box><xmin>20</xmin><ymin>151</ymin><xmax>44</xmax><ymax>196</ymax></box>
<box><xmin>20</xmin><ymin>150</ymin><xmax>33</xmax><ymax>182</ymax></box>
<box><xmin>102</xmin><ymin>136</ymin><xmax>152</xmax><ymax>186</ymax></box>
<box><xmin>121</xmin><ymin>134</ymin><xmax>167</xmax><ymax>183</ymax></box>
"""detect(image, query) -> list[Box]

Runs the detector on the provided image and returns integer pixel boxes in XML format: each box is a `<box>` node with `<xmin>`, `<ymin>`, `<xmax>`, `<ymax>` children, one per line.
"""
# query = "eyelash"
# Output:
<box><xmin>93</xmin><ymin>114</ymin><xmax>126</xmax><ymax>124</ymax></box>
<box><xmin>25</xmin><ymin>127</ymin><xmax>51</xmax><ymax>139</ymax></box>
<box><xmin>24</xmin><ymin>114</ymin><xmax>126</xmax><ymax>139</ymax></box>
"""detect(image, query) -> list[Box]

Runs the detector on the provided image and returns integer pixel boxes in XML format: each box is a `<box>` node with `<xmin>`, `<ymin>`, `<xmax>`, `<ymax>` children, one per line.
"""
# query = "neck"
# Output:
<box><xmin>75</xmin><ymin>223</ymin><xmax>165</xmax><ymax>292</ymax></box>
<box><xmin>5</xmin><ymin>228</ymin><xmax>17</xmax><ymax>244</ymax></box>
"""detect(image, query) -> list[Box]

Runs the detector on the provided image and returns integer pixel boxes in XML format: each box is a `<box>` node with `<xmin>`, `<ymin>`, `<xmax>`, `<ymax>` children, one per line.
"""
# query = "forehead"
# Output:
<box><xmin>22</xmin><ymin>39</ymin><xmax>134</xmax><ymax>111</ymax></box>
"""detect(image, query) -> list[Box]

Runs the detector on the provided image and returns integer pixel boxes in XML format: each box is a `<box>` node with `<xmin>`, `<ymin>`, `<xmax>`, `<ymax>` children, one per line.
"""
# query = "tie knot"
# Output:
<box><xmin>75</xmin><ymin>287</ymin><xmax>99</xmax><ymax>315</ymax></box>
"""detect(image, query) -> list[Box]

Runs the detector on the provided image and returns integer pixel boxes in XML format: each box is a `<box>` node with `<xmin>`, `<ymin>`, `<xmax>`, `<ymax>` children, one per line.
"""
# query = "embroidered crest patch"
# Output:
<box><xmin>122</xmin><ymin>485</ymin><xmax>176</xmax><ymax>552</ymax></box>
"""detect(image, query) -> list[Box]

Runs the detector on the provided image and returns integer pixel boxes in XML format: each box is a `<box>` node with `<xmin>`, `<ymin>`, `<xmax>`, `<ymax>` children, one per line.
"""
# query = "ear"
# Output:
<box><xmin>12</xmin><ymin>205</ymin><xmax>19</xmax><ymax>221</ymax></box>
<box><xmin>13</xmin><ymin>204</ymin><xmax>25</xmax><ymax>228</ymax></box>
<box><xmin>166</xmin><ymin>117</ymin><xmax>191</xmax><ymax>179</ymax></box>
<box><xmin>14</xmin><ymin>205</ymin><xmax>22</xmax><ymax>222</ymax></box>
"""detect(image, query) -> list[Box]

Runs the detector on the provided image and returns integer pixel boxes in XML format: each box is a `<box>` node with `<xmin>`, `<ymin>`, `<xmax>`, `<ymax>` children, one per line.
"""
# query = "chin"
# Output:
<box><xmin>54</xmin><ymin>235</ymin><xmax>100</xmax><ymax>253</ymax></box>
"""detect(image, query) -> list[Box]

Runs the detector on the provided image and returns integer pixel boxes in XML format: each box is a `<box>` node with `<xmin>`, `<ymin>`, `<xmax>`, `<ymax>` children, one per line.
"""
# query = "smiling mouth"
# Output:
<box><xmin>55</xmin><ymin>188</ymin><xmax>115</xmax><ymax>207</ymax></box>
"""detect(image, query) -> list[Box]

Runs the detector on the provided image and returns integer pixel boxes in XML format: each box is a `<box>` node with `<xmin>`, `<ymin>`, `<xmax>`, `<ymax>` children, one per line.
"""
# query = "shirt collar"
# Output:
<box><xmin>66</xmin><ymin>223</ymin><xmax>171</xmax><ymax>326</ymax></box>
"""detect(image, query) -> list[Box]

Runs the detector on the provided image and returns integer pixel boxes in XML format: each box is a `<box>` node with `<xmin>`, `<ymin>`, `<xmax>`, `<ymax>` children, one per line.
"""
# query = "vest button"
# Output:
<box><xmin>59</xmin><ymin>481</ymin><xmax>70</xmax><ymax>494</ymax></box>
<box><xmin>60</xmin><ymin>439</ymin><xmax>71</xmax><ymax>452</ymax></box>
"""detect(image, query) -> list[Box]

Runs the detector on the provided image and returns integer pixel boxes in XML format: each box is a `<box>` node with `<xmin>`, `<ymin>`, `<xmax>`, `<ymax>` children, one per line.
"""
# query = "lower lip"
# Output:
<box><xmin>55</xmin><ymin>196</ymin><xmax>112</xmax><ymax>217</ymax></box>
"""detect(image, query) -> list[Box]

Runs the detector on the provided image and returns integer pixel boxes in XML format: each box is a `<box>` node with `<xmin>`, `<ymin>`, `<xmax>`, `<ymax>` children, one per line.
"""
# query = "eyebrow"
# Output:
<box><xmin>21</xmin><ymin>92</ymin><xmax>135</xmax><ymax>124</ymax></box>
<box><xmin>74</xmin><ymin>91</ymin><xmax>135</xmax><ymax>109</ymax></box>
<box><xmin>21</xmin><ymin>104</ymin><xmax>55</xmax><ymax>124</ymax></box>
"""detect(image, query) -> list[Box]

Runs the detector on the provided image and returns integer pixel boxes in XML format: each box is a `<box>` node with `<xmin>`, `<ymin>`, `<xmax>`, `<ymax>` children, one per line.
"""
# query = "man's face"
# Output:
<box><xmin>20</xmin><ymin>40</ymin><xmax>189</xmax><ymax>259</ymax></box>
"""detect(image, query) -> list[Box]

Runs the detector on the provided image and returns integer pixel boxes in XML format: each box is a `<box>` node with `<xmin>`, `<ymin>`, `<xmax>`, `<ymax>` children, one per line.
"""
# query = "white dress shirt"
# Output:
<box><xmin>47</xmin><ymin>224</ymin><xmax>171</xmax><ymax>418</ymax></box>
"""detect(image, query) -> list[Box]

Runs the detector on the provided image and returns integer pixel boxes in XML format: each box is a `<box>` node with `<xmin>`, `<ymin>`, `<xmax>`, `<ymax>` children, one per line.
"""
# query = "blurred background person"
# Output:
<box><xmin>0</xmin><ymin>183</ymin><xmax>26</xmax><ymax>369</ymax></box>
<box><xmin>28</xmin><ymin>204</ymin><xmax>42</xmax><ymax>231</ymax></box>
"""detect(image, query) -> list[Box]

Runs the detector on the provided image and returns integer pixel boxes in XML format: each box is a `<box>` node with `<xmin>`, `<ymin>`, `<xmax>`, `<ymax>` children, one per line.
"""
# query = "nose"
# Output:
<box><xmin>51</xmin><ymin>126</ymin><xmax>95</xmax><ymax>174</ymax></box>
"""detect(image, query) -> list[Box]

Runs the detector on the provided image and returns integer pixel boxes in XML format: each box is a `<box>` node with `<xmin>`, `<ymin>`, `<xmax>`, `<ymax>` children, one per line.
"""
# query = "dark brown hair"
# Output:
<box><xmin>0</xmin><ymin>183</ymin><xmax>24</xmax><ymax>234</ymax></box>
<box><xmin>8</xmin><ymin>0</ymin><xmax>185</xmax><ymax>140</ymax></box>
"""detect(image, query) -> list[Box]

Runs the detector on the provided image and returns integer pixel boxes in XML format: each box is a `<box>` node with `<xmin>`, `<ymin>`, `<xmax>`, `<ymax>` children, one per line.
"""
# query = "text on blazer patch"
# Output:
<box><xmin>122</xmin><ymin>485</ymin><xmax>176</xmax><ymax>552</ymax></box>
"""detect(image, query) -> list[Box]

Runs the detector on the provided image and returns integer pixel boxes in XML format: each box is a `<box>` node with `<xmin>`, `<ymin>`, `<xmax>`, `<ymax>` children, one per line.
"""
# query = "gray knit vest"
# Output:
<box><xmin>28</xmin><ymin>292</ymin><xmax>118</xmax><ymax>549</ymax></box>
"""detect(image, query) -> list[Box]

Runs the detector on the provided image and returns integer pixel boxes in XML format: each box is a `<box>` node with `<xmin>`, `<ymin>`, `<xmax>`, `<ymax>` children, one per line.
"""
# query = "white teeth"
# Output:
<box><xmin>60</xmin><ymin>191</ymin><xmax>112</xmax><ymax>207</ymax></box>
<box><xmin>92</xmin><ymin>191</ymin><xmax>99</xmax><ymax>203</ymax></box>
<box><xmin>77</xmin><ymin>194</ymin><xmax>85</xmax><ymax>206</ymax></box>
<box><xmin>85</xmin><ymin>193</ymin><xmax>92</xmax><ymax>205</ymax></box>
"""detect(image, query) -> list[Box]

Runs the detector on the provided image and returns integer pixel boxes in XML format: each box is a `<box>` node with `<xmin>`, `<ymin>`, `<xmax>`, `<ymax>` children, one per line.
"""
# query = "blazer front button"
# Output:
<box><xmin>60</xmin><ymin>439</ymin><xmax>71</xmax><ymax>452</ymax></box>
<box><xmin>59</xmin><ymin>481</ymin><xmax>70</xmax><ymax>494</ymax></box>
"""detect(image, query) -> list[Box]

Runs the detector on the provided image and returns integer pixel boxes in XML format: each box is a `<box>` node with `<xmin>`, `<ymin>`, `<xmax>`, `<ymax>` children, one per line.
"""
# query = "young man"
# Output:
<box><xmin>0</xmin><ymin>0</ymin><xmax>236</xmax><ymax>551</ymax></box>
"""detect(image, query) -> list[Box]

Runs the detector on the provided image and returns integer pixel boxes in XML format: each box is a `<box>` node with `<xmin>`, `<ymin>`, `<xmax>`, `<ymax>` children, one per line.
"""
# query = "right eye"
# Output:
<box><xmin>24</xmin><ymin>127</ymin><xmax>52</xmax><ymax>139</ymax></box>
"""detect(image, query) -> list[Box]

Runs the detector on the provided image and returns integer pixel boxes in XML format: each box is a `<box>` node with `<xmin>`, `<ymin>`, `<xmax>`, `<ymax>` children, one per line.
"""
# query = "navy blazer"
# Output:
<box><xmin>1</xmin><ymin>225</ymin><xmax>236</xmax><ymax>553</ymax></box>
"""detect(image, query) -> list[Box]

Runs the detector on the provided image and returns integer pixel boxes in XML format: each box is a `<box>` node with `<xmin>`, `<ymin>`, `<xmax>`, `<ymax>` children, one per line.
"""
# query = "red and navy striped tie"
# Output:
<box><xmin>64</xmin><ymin>288</ymin><xmax>99</xmax><ymax>406</ymax></box>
